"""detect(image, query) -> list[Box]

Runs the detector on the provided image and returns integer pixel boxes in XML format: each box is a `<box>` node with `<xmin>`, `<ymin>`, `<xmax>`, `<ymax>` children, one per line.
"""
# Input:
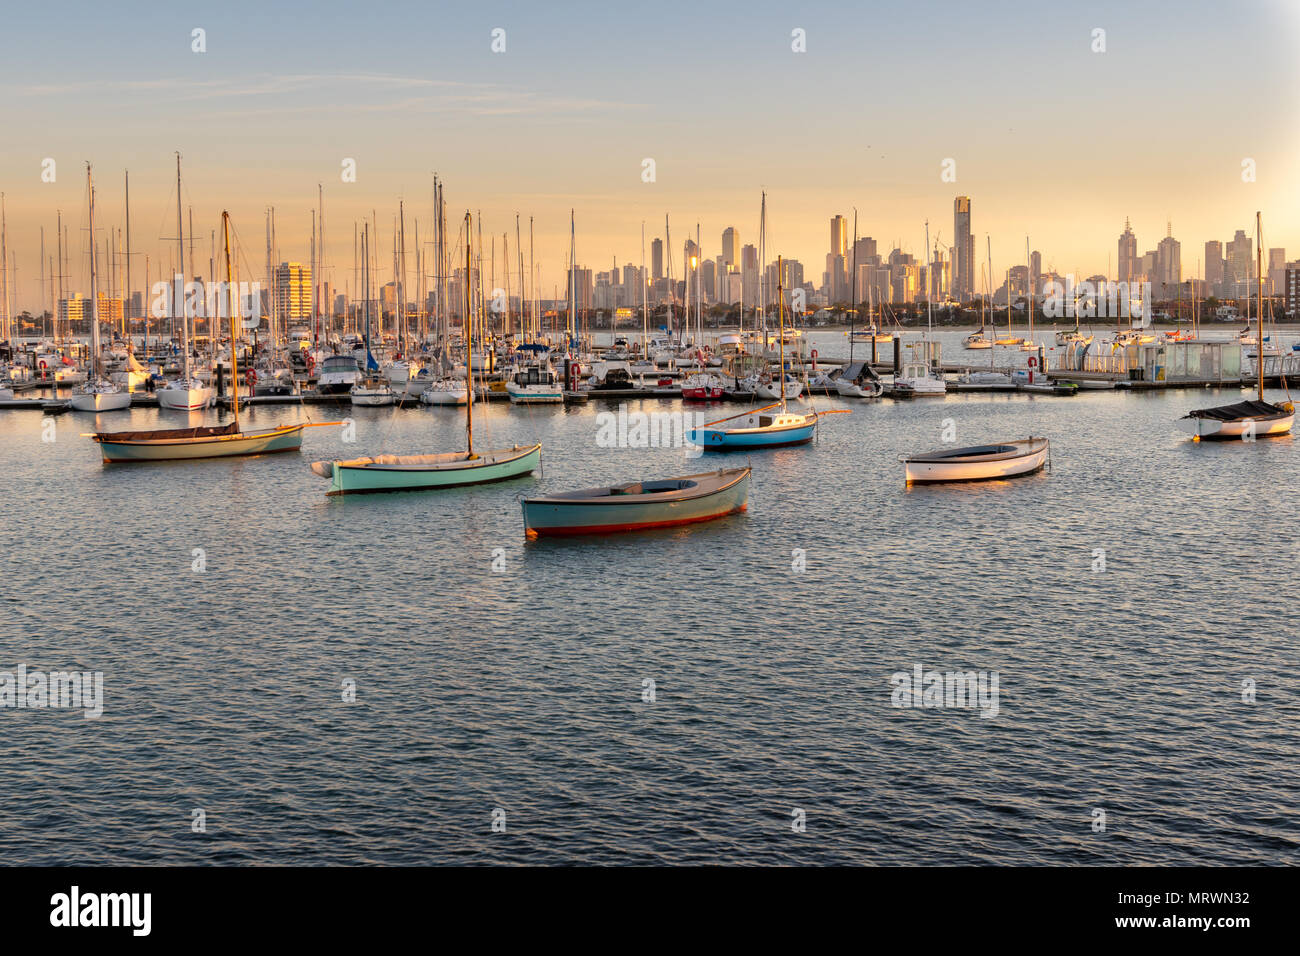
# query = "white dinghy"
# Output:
<box><xmin>902</xmin><ymin>437</ymin><xmax>1049</xmax><ymax>485</ymax></box>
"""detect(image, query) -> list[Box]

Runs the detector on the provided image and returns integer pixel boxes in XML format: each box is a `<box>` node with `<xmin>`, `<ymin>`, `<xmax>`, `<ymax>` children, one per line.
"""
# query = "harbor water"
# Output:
<box><xmin>1</xmin><ymin>329</ymin><xmax>1296</xmax><ymax>865</ymax></box>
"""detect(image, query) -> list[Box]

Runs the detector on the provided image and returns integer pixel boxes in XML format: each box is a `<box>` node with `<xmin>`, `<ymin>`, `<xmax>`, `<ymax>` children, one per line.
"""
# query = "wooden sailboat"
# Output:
<box><xmin>1180</xmin><ymin>212</ymin><xmax>1293</xmax><ymax>440</ymax></box>
<box><xmin>522</xmin><ymin>467</ymin><xmax>750</xmax><ymax>539</ymax></box>
<box><xmin>689</xmin><ymin>250</ymin><xmax>844</xmax><ymax>449</ymax></box>
<box><xmin>90</xmin><ymin>212</ymin><xmax>323</xmax><ymax>462</ymax></box>
<box><xmin>311</xmin><ymin>211</ymin><xmax>541</xmax><ymax>494</ymax></box>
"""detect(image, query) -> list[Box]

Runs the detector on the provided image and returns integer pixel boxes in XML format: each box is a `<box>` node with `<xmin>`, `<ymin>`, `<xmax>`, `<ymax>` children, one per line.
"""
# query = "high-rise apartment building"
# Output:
<box><xmin>1204</xmin><ymin>241</ymin><xmax>1223</xmax><ymax>295</ymax></box>
<box><xmin>1227</xmin><ymin>230</ymin><xmax>1252</xmax><ymax>297</ymax></box>
<box><xmin>274</xmin><ymin>262</ymin><xmax>312</xmax><ymax>322</ymax></box>
<box><xmin>651</xmin><ymin>239</ymin><xmax>664</xmax><ymax>280</ymax></box>
<box><xmin>954</xmin><ymin>197</ymin><xmax>973</xmax><ymax>299</ymax></box>
<box><xmin>721</xmin><ymin>227</ymin><xmax>740</xmax><ymax>269</ymax></box>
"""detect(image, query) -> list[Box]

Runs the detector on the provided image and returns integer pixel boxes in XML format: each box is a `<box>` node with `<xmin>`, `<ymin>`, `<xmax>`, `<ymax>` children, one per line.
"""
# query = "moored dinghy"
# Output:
<box><xmin>1180</xmin><ymin>212</ymin><xmax>1294</xmax><ymax>442</ymax></box>
<box><xmin>522</xmin><ymin>467</ymin><xmax>750</xmax><ymax>538</ymax></box>
<box><xmin>902</xmin><ymin>438</ymin><xmax>1050</xmax><ymax>484</ymax></box>
<box><xmin>1179</xmin><ymin>398</ymin><xmax>1293</xmax><ymax>439</ymax></box>
<box><xmin>311</xmin><ymin>444</ymin><xmax>541</xmax><ymax>495</ymax></box>
<box><xmin>312</xmin><ymin>211</ymin><xmax>541</xmax><ymax>495</ymax></box>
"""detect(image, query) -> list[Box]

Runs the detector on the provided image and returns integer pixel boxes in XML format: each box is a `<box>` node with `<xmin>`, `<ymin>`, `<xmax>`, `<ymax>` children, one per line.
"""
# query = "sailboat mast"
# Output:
<box><xmin>176</xmin><ymin>153</ymin><xmax>190</xmax><ymax>382</ymax></box>
<box><xmin>568</xmin><ymin>209</ymin><xmax>576</xmax><ymax>353</ymax></box>
<box><xmin>87</xmin><ymin>166</ymin><xmax>98</xmax><ymax>378</ymax></box>
<box><xmin>1255</xmin><ymin>210</ymin><xmax>1264</xmax><ymax>400</ymax></box>
<box><xmin>640</xmin><ymin>221</ymin><xmax>647</xmax><ymax>357</ymax></box>
<box><xmin>849</xmin><ymin>208</ymin><xmax>857</xmax><ymax>363</ymax></box>
<box><xmin>124</xmin><ymin>170</ymin><xmax>131</xmax><ymax>338</ymax></box>
<box><xmin>778</xmin><ymin>254</ymin><xmax>786</xmax><ymax>413</ymax></box>
<box><xmin>1</xmin><ymin>192</ymin><xmax>8</xmax><ymax>345</ymax></box>
<box><xmin>465</xmin><ymin>211</ymin><xmax>474</xmax><ymax>455</ymax></box>
<box><xmin>222</xmin><ymin>211</ymin><xmax>240</xmax><ymax>426</ymax></box>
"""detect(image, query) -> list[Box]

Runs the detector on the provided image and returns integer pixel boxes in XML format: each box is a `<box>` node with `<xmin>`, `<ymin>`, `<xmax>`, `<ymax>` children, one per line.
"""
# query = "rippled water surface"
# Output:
<box><xmin>1</xmin><ymin>330</ymin><xmax>1296</xmax><ymax>865</ymax></box>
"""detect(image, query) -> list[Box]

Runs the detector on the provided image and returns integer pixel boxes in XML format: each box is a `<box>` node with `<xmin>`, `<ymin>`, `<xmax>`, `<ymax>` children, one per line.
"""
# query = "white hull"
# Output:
<box><xmin>69</xmin><ymin>389</ymin><xmax>132</xmax><ymax>412</ymax></box>
<box><xmin>904</xmin><ymin>439</ymin><xmax>1049</xmax><ymax>484</ymax></box>
<box><xmin>894</xmin><ymin>377</ymin><xmax>947</xmax><ymax>395</ymax></box>
<box><xmin>834</xmin><ymin>379</ymin><xmax>882</xmax><ymax>398</ymax></box>
<box><xmin>420</xmin><ymin>386</ymin><xmax>468</xmax><ymax>406</ymax></box>
<box><xmin>1178</xmin><ymin>412</ymin><xmax>1294</xmax><ymax>439</ymax></box>
<box><xmin>157</xmin><ymin>385</ymin><xmax>215</xmax><ymax>410</ymax></box>
<box><xmin>755</xmin><ymin>382</ymin><xmax>803</xmax><ymax>400</ymax></box>
<box><xmin>507</xmin><ymin>384</ymin><xmax>564</xmax><ymax>404</ymax></box>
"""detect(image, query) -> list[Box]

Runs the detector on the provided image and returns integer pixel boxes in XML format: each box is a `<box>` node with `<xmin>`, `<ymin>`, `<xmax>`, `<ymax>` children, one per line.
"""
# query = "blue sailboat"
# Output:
<box><xmin>688</xmin><ymin>243</ymin><xmax>845</xmax><ymax>450</ymax></box>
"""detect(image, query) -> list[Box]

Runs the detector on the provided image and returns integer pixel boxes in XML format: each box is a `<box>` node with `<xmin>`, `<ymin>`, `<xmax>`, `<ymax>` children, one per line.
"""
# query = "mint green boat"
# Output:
<box><xmin>311</xmin><ymin>211</ymin><xmax>541</xmax><ymax>497</ymax></box>
<box><xmin>311</xmin><ymin>443</ymin><xmax>541</xmax><ymax>495</ymax></box>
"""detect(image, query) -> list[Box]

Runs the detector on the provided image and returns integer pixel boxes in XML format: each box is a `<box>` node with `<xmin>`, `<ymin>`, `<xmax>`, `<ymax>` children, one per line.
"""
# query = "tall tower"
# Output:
<box><xmin>1118</xmin><ymin>218</ymin><xmax>1137</xmax><ymax>284</ymax></box>
<box><xmin>721</xmin><ymin>227</ymin><xmax>739</xmax><ymax>269</ymax></box>
<box><xmin>651</xmin><ymin>238</ymin><xmax>664</xmax><ymax>280</ymax></box>
<box><xmin>953</xmin><ymin>197</ymin><xmax>972</xmax><ymax>299</ymax></box>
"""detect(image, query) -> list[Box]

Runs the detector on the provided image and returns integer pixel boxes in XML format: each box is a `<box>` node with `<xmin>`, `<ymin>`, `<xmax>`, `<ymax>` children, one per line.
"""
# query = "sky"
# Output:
<box><xmin>0</xmin><ymin>0</ymin><xmax>1297</xmax><ymax>309</ymax></box>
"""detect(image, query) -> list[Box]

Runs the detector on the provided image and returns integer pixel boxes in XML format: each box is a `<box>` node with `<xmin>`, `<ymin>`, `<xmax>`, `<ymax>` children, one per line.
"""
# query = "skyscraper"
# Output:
<box><xmin>274</xmin><ymin>261</ymin><xmax>312</xmax><ymax>322</ymax></box>
<box><xmin>1204</xmin><ymin>241</ymin><xmax>1223</xmax><ymax>295</ymax></box>
<box><xmin>1227</xmin><ymin>230</ymin><xmax>1251</xmax><ymax>297</ymax></box>
<box><xmin>1156</xmin><ymin>223</ymin><xmax>1181</xmax><ymax>292</ymax></box>
<box><xmin>1118</xmin><ymin>219</ymin><xmax>1137</xmax><ymax>284</ymax></box>
<box><xmin>954</xmin><ymin>197</ymin><xmax>972</xmax><ymax>299</ymax></box>
<box><xmin>1268</xmin><ymin>248</ymin><xmax>1286</xmax><ymax>296</ymax></box>
<box><xmin>651</xmin><ymin>238</ymin><xmax>664</xmax><ymax>280</ymax></box>
<box><xmin>830</xmin><ymin>216</ymin><xmax>848</xmax><ymax>258</ymax></box>
<box><xmin>721</xmin><ymin>227</ymin><xmax>740</xmax><ymax>269</ymax></box>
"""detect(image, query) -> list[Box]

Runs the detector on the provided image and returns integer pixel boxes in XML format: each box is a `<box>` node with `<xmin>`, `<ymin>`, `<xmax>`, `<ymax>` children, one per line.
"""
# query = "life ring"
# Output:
<box><xmin>245</xmin><ymin>369</ymin><xmax>257</xmax><ymax>386</ymax></box>
<box><xmin>38</xmin><ymin>359</ymin><xmax>47</xmax><ymax>369</ymax></box>
<box><xmin>1027</xmin><ymin>356</ymin><xmax>1038</xmax><ymax>368</ymax></box>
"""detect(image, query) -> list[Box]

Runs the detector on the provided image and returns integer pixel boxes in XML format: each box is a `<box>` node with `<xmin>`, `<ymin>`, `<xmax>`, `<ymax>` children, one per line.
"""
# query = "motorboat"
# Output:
<box><xmin>316</xmin><ymin>354</ymin><xmax>361</xmax><ymax>394</ymax></box>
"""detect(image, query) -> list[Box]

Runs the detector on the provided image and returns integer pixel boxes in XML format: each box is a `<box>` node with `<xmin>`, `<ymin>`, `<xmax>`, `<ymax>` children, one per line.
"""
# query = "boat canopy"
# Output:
<box><xmin>94</xmin><ymin>422</ymin><xmax>241</xmax><ymax>442</ymax></box>
<box><xmin>1186</xmin><ymin>399</ymin><xmax>1286</xmax><ymax>422</ymax></box>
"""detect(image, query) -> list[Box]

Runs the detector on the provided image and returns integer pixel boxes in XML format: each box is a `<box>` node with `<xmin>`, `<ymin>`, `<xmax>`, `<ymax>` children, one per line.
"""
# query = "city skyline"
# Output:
<box><xmin>1</xmin><ymin>0</ymin><xmax>1298</xmax><ymax>312</ymax></box>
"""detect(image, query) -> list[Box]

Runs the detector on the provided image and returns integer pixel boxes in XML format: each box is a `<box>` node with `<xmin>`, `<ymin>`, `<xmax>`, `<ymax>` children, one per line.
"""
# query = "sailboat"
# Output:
<box><xmin>89</xmin><ymin>212</ymin><xmax>324</xmax><ymax>462</ymax></box>
<box><xmin>156</xmin><ymin>154</ymin><xmax>215</xmax><ymax>411</ymax></box>
<box><xmin>964</xmin><ymin>250</ymin><xmax>994</xmax><ymax>350</ymax></box>
<box><xmin>349</xmin><ymin>222</ymin><xmax>396</xmax><ymax>406</ymax></box>
<box><xmin>689</xmin><ymin>252</ymin><xmax>844</xmax><ymax>449</ymax></box>
<box><xmin>311</xmin><ymin>211</ymin><xmax>541</xmax><ymax>494</ymax></box>
<box><xmin>69</xmin><ymin>164</ymin><xmax>131</xmax><ymax>413</ymax></box>
<box><xmin>1180</xmin><ymin>212</ymin><xmax>1293</xmax><ymax>440</ymax></box>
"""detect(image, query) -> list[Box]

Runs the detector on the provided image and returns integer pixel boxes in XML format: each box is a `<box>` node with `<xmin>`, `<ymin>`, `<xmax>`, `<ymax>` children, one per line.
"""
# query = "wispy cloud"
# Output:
<box><xmin>14</xmin><ymin>72</ymin><xmax>638</xmax><ymax>116</ymax></box>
